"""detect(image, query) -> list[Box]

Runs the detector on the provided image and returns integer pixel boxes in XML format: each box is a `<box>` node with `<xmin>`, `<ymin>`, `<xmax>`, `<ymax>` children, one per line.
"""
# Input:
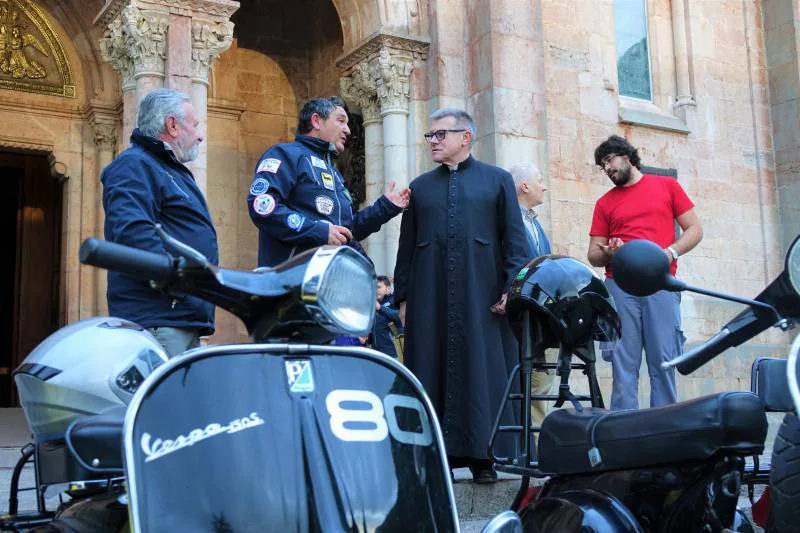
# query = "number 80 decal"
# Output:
<box><xmin>325</xmin><ymin>390</ymin><xmax>433</xmax><ymax>446</ymax></box>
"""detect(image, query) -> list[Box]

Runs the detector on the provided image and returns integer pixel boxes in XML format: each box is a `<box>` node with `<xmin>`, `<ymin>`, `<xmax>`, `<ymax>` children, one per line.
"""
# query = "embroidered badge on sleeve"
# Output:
<box><xmin>249</xmin><ymin>178</ymin><xmax>269</xmax><ymax>196</ymax></box>
<box><xmin>253</xmin><ymin>193</ymin><xmax>276</xmax><ymax>216</ymax></box>
<box><xmin>257</xmin><ymin>158</ymin><xmax>282</xmax><ymax>174</ymax></box>
<box><xmin>287</xmin><ymin>213</ymin><xmax>305</xmax><ymax>231</ymax></box>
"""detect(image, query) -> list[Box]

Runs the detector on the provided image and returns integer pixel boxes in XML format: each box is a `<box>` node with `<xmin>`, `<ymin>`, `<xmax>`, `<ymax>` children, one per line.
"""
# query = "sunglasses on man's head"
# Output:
<box><xmin>423</xmin><ymin>129</ymin><xmax>466</xmax><ymax>142</ymax></box>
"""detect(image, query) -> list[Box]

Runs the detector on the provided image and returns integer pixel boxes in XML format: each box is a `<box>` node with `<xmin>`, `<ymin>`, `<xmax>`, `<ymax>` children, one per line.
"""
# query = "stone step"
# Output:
<box><xmin>452</xmin><ymin>467</ymin><xmax>543</xmax><ymax>523</ymax></box>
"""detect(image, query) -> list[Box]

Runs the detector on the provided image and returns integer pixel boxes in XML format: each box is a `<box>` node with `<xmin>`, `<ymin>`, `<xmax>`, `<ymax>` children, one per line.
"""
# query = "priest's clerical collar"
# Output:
<box><xmin>444</xmin><ymin>154</ymin><xmax>474</xmax><ymax>172</ymax></box>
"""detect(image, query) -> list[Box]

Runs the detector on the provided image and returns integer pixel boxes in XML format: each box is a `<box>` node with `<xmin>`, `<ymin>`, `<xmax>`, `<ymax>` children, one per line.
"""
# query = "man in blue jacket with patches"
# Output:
<box><xmin>247</xmin><ymin>96</ymin><xmax>410</xmax><ymax>267</ymax></box>
<box><xmin>102</xmin><ymin>88</ymin><xmax>218</xmax><ymax>357</ymax></box>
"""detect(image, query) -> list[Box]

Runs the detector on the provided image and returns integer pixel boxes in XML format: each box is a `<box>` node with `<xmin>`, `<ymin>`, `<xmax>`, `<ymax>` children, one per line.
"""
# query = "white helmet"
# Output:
<box><xmin>15</xmin><ymin>317</ymin><xmax>167</xmax><ymax>438</ymax></box>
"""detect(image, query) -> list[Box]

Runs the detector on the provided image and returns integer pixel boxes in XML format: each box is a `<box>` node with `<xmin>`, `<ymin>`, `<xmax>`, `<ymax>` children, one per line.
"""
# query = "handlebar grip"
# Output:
<box><xmin>80</xmin><ymin>238</ymin><xmax>174</xmax><ymax>286</ymax></box>
<box><xmin>673</xmin><ymin>329</ymin><xmax>732</xmax><ymax>376</ymax></box>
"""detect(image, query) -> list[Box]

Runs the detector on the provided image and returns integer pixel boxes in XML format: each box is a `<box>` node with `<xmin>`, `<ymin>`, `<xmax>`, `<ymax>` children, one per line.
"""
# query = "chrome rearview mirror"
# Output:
<box><xmin>611</xmin><ymin>240</ymin><xmax>685</xmax><ymax>296</ymax></box>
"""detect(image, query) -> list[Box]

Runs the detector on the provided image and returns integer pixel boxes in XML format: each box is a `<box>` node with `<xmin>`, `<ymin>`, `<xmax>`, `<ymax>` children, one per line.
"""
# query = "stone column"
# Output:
<box><xmin>341</xmin><ymin>63</ymin><xmax>386</xmax><ymax>272</ymax></box>
<box><xmin>97</xmin><ymin>0</ymin><xmax>238</xmax><ymax>159</ymax></box>
<box><xmin>98</xmin><ymin>10</ymin><xmax>136</xmax><ymax>142</ymax></box>
<box><xmin>373</xmin><ymin>49</ymin><xmax>414</xmax><ymax>274</ymax></box>
<box><xmin>189</xmin><ymin>19</ymin><xmax>234</xmax><ymax>193</ymax></box>
<box><xmin>337</xmin><ymin>34</ymin><xmax>429</xmax><ymax>274</ymax></box>
<box><xmin>671</xmin><ymin>0</ymin><xmax>697</xmax><ymax>124</ymax></box>
<box><xmin>88</xmin><ymin>107</ymin><xmax>119</xmax><ymax>316</ymax></box>
<box><xmin>99</xmin><ymin>5</ymin><xmax>168</xmax><ymax>142</ymax></box>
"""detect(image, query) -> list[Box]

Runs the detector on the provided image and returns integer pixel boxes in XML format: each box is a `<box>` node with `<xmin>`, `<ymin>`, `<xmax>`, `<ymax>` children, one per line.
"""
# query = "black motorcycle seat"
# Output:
<box><xmin>538</xmin><ymin>391</ymin><xmax>767</xmax><ymax>475</ymax></box>
<box><xmin>65</xmin><ymin>406</ymin><xmax>126</xmax><ymax>474</ymax></box>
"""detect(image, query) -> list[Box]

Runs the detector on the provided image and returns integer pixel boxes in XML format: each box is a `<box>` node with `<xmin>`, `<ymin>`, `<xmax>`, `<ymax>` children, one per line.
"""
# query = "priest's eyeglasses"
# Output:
<box><xmin>423</xmin><ymin>129</ymin><xmax>466</xmax><ymax>142</ymax></box>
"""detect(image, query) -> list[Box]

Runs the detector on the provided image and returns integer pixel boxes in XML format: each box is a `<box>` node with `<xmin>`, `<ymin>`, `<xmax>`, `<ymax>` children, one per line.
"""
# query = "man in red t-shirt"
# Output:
<box><xmin>588</xmin><ymin>135</ymin><xmax>703</xmax><ymax>410</ymax></box>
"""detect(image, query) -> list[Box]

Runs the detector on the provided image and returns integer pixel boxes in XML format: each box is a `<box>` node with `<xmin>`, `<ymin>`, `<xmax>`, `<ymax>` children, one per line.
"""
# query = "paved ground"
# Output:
<box><xmin>0</xmin><ymin>409</ymin><xmax>781</xmax><ymax>531</ymax></box>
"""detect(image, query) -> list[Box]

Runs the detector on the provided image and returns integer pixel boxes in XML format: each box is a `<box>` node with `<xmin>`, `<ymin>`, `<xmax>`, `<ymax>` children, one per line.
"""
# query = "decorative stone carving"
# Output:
<box><xmin>0</xmin><ymin>134</ymin><xmax>52</xmax><ymax>153</ymax></box>
<box><xmin>337</xmin><ymin>33</ymin><xmax>426</xmax><ymax>117</ymax></box>
<box><xmin>99</xmin><ymin>5</ymin><xmax>168</xmax><ymax>86</ymax></box>
<box><xmin>96</xmin><ymin>0</ymin><xmax>240</xmax><ymax>27</ymax></box>
<box><xmin>90</xmin><ymin>119</ymin><xmax>117</xmax><ymax>152</ymax></box>
<box><xmin>99</xmin><ymin>10</ymin><xmax>134</xmax><ymax>88</ymax></box>
<box><xmin>340</xmin><ymin>62</ymin><xmax>380</xmax><ymax>125</ymax></box>
<box><xmin>191</xmin><ymin>19</ymin><xmax>234</xmax><ymax>84</ymax></box>
<box><xmin>370</xmin><ymin>48</ymin><xmax>413</xmax><ymax>115</ymax></box>
<box><xmin>336</xmin><ymin>32</ymin><xmax>429</xmax><ymax>73</ymax></box>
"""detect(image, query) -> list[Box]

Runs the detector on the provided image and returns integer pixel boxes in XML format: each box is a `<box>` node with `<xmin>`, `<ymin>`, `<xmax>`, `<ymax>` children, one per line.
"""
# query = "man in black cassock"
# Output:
<box><xmin>393</xmin><ymin>108</ymin><xmax>530</xmax><ymax>483</ymax></box>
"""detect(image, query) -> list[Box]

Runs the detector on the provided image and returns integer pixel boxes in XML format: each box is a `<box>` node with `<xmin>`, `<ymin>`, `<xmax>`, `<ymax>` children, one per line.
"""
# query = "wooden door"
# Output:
<box><xmin>0</xmin><ymin>152</ymin><xmax>62</xmax><ymax>407</ymax></box>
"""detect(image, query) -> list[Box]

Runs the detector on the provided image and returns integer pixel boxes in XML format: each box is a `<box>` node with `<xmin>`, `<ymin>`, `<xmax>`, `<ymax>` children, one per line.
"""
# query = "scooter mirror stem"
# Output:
<box><xmin>681</xmin><ymin>283</ymin><xmax>780</xmax><ymax>319</ymax></box>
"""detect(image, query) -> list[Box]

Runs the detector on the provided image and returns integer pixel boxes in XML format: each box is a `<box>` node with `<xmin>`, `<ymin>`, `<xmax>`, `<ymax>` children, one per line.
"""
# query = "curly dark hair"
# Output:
<box><xmin>594</xmin><ymin>135</ymin><xmax>642</xmax><ymax>170</ymax></box>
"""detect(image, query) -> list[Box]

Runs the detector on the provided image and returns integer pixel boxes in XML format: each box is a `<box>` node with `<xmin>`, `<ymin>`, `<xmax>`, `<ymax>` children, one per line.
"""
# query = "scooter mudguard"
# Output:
<box><xmin>123</xmin><ymin>345</ymin><xmax>458</xmax><ymax>533</ymax></box>
<box><xmin>518</xmin><ymin>490</ymin><xmax>644</xmax><ymax>533</ymax></box>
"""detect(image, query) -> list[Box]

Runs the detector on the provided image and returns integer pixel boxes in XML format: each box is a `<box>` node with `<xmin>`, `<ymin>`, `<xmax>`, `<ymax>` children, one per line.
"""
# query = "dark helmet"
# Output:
<box><xmin>506</xmin><ymin>256</ymin><xmax>621</xmax><ymax>348</ymax></box>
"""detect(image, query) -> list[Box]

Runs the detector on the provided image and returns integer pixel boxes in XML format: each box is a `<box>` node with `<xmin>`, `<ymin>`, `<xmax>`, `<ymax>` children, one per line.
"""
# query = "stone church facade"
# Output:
<box><xmin>0</xmin><ymin>0</ymin><xmax>797</xmax><ymax>407</ymax></box>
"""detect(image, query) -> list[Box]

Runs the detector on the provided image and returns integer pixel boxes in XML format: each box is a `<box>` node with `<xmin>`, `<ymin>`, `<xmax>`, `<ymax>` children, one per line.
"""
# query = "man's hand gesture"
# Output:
<box><xmin>384</xmin><ymin>181</ymin><xmax>411</xmax><ymax>209</ymax></box>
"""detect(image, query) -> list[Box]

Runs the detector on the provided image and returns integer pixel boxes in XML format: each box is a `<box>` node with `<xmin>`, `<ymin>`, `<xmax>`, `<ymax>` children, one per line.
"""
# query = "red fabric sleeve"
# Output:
<box><xmin>670</xmin><ymin>179</ymin><xmax>694</xmax><ymax>218</ymax></box>
<box><xmin>589</xmin><ymin>200</ymin><xmax>609</xmax><ymax>237</ymax></box>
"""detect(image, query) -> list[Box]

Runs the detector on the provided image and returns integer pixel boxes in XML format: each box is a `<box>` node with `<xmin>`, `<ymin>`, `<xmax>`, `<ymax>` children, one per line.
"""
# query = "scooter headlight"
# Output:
<box><xmin>302</xmin><ymin>246</ymin><xmax>376</xmax><ymax>336</ymax></box>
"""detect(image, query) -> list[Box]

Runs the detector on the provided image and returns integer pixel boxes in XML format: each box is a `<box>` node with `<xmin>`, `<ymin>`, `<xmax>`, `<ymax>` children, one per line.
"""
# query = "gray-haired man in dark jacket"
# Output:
<box><xmin>101</xmin><ymin>88</ymin><xmax>218</xmax><ymax>357</ymax></box>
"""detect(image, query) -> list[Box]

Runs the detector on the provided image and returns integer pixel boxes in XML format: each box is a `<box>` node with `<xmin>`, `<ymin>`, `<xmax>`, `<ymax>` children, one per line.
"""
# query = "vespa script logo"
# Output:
<box><xmin>140</xmin><ymin>412</ymin><xmax>265</xmax><ymax>463</ymax></box>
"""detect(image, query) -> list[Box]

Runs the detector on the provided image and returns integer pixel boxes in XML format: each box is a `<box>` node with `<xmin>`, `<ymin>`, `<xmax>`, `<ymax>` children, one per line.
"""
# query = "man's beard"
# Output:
<box><xmin>172</xmin><ymin>139</ymin><xmax>199</xmax><ymax>163</ymax></box>
<box><xmin>611</xmin><ymin>163</ymin><xmax>632</xmax><ymax>186</ymax></box>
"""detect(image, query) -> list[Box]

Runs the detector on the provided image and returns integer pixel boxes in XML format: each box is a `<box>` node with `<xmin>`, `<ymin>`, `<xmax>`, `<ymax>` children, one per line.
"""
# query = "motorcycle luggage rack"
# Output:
<box><xmin>488</xmin><ymin>310</ymin><xmax>605</xmax><ymax>509</ymax></box>
<box><xmin>0</xmin><ymin>443</ymin><xmax>55</xmax><ymax>531</ymax></box>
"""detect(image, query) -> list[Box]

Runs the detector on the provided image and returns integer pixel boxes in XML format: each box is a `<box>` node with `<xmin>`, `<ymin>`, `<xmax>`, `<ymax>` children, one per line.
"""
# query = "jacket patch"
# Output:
<box><xmin>287</xmin><ymin>213</ymin><xmax>305</xmax><ymax>231</ymax></box>
<box><xmin>310</xmin><ymin>155</ymin><xmax>327</xmax><ymax>170</ymax></box>
<box><xmin>321</xmin><ymin>172</ymin><xmax>335</xmax><ymax>191</ymax></box>
<box><xmin>249</xmin><ymin>178</ymin><xmax>269</xmax><ymax>195</ymax></box>
<box><xmin>315</xmin><ymin>195</ymin><xmax>334</xmax><ymax>216</ymax></box>
<box><xmin>253</xmin><ymin>193</ymin><xmax>276</xmax><ymax>216</ymax></box>
<box><xmin>257</xmin><ymin>158</ymin><xmax>282</xmax><ymax>174</ymax></box>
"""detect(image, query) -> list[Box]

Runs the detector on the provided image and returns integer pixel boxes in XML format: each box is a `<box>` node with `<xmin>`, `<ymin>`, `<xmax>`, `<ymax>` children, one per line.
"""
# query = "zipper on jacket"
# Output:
<box><xmin>326</xmin><ymin>152</ymin><xmax>343</xmax><ymax>226</ymax></box>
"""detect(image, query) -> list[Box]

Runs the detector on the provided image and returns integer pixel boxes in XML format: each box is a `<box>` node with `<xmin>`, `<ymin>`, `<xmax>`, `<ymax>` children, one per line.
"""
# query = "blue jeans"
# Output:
<box><xmin>604</xmin><ymin>279</ymin><xmax>685</xmax><ymax>410</ymax></box>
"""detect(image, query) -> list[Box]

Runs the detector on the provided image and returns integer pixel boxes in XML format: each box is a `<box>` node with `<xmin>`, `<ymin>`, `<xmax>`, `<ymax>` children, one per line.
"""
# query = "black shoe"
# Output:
<box><xmin>470</xmin><ymin>466</ymin><xmax>497</xmax><ymax>484</ymax></box>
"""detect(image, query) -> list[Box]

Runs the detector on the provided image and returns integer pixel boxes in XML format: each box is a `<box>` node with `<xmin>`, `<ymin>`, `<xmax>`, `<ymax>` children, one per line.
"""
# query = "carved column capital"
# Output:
<box><xmin>191</xmin><ymin>19</ymin><xmax>234</xmax><ymax>85</ymax></box>
<box><xmin>337</xmin><ymin>33</ymin><xmax>428</xmax><ymax>118</ymax></box>
<box><xmin>99</xmin><ymin>8</ymin><xmax>135</xmax><ymax>89</ymax></box>
<box><xmin>86</xmin><ymin>99</ymin><xmax>120</xmax><ymax>153</ymax></box>
<box><xmin>369</xmin><ymin>48</ymin><xmax>413</xmax><ymax>116</ymax></box>
<box><xmin>99</xmin><ymin>5</ymin><xmax>168</xmax><ymax>87</ymax></box>
<box><xmin>340</xmin><ymin>62</ymin><xmax>381</xmax><ymax>124</ymax></box>
<box><xmin>91</xmin><ymin>120</ymin><xmax>118</xmax><ymax>153</ymax></box>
